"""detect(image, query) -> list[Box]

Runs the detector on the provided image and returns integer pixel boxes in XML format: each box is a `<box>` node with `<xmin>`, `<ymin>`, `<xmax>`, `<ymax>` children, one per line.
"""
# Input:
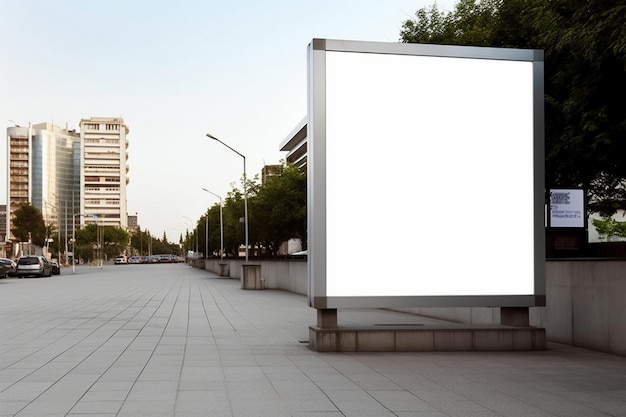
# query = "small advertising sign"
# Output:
<box><xmin>549</xmin><ymin>189</ymin><xmax>585</xmax><ymax>228</ymax></box>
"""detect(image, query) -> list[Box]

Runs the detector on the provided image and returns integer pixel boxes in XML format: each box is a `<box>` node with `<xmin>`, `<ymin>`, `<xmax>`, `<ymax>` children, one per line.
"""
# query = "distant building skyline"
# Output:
<box><xmin>5</xmin><ymin>118</ymin><xmax>130</xmax><ymax>258</ymax></box>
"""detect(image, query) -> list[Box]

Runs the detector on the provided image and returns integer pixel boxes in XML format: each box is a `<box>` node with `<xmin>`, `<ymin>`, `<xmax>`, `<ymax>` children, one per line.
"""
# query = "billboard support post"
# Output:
<box><xmin>317</xmin><ymin>309</ymin><xmax>337</xmax><ymax>329</ymax></box>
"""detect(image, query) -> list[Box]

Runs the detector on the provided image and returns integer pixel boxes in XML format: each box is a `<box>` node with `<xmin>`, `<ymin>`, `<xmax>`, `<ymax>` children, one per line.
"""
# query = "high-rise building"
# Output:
<box><xmin>5</xmin><ymin>123</ymin><xmax>81</xmax><ymax>246</ymax></box>
<box><xmin>79</xmin><ymin>117</ymin><xmax>129</xmax><ymax>228</ymax></box>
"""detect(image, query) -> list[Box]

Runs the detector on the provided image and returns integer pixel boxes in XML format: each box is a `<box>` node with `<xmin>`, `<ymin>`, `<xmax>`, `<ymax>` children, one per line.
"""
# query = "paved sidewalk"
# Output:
<box><xmin>1</xmin><ymin>263</ymin><xmax>626</xmax><ymax>417</ymax></box>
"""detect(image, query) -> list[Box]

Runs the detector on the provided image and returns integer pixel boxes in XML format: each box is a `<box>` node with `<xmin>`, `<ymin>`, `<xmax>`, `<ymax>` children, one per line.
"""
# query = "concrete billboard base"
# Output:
<box><xmin>309</xmin><ymin>324</ymin><xmax>546</xmax><ymax>352</ymax></box>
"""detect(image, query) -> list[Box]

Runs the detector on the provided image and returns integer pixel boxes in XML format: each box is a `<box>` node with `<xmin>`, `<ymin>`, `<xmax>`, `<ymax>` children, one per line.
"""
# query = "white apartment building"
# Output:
<box><xmin>79</xmin><ymin>117</ymin><xmax>129</xmax><ymax>228</ymax></box>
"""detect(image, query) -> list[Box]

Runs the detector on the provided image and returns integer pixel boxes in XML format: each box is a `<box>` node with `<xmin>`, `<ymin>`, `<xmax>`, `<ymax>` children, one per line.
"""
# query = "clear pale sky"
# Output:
<box><xmin>1</xmin><ymin>0</ymin><xmax>454</xmax><ymax>241</ymax></box>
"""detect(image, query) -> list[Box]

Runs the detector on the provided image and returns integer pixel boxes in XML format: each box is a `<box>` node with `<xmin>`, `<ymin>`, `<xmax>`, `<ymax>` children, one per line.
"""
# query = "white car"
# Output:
<box><xmin>114</xmin><ymin>255</ymin><xmax>127</xmax><ymax>264</ymax></box>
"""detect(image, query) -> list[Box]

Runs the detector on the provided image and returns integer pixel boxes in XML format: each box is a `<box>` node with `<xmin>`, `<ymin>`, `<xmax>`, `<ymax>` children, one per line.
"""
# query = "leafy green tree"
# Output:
<box><xmin>44</xmin><ymin>222</ymin><xmax>58</xmax><ymax>253</ymax></box>
<box><xmin>104</xmin><ymin>227</ymin><xmax>130</xmax><ymax>258</ymax></box>
<box><xmin>592</xmin><ymin>216</ymin><xmax>626</xmax><ymax>241</ymax></box>
<box><xmin>151</xmin><ymin>234</ymin><xmax>177</xmax><ymax>254</ymax></box>
<box><xmin>251</xmin><ymin>164</ymin><xmax>306</xmax><ymax>256</ymax></box>
<box><xmin>221</xmin><ymin>188</ymin><xmax>245</xmax><ymax>257</ymax></box>
<box><xmin>400</xmin><ymin>0</ymin><xmax>626</xmax><ymax>215</ymax></box>
<box><xmin>182</xmin><ymin>174</ymin><xmax>261</xmax><ymax>258</ymax></box>
<box><xmin>130</xmin><ymin>228</ymin><xmax>148</xmax><ymax>256</ymax></box>
<box><xmin>11</xmin><ymin>203</ymin><xmax>46</xmax><ymax>245</ymax></box>
<box><xmin>185</xmin><ymin>166</ymin><xmax>307</xmax><ymax>258</ymax></box>
<box><xmin>75</xmin><ymin>224</ymin><xmax>129</xmax><ymax>261</ymax></box>
<box><xmin>127</xmin><ymin>228</ymin><xmax>180</xmax><ymax>256</ymax></box>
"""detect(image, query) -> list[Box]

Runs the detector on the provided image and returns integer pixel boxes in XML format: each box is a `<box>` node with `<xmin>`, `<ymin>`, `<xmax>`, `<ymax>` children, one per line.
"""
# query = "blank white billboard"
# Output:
<box><xmin>308</xmin><ymin>39</ymin><xmax>545</xmax><ymax>309</ymax></box>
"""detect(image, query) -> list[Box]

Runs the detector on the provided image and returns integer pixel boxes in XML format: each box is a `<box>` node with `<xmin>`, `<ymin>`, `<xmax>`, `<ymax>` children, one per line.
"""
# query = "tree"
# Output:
<box><xmin>127</xmin><ymin>228</ymin><xmax>180</xmax><ymax>256</ymax></box>
<box><xmin>399</xmin><ymin>0</ymin><xmax>501</xmax><ymax>46</ymax></box>
<box><xmin>592</xmin><ymin>216</ymin><xmax>626</xmax><ymax>241</ymax></box>
<box><xmin>44</xmin><ymin>222</ymin><xmax>60</xmax><ymax>258</ymax></box>
<box><xmin>400</xmin><ymin>0</ymin><xmax>626</xmax><ymax>215</ymax></box>
<box><xmin>251</xmin><ymin>164</ymin><xmax>306</xmax><ymax>256</ymax></box>
<box><xmin>103</xmin><ymin>227</ymin><xmax>130</xmax><ymax>258</ymax></box>
<box><xmin>11</xmin><ymin>203</ymin><xmax>46</xmax><ymax>245</ymax></box>
<box><xmin>75</xmin><ymin>224</ymin><xmax>129</xmax><ymax>261</ymax></box>
<box><xmin>202</xmin><ymin>176</ymin><xmax>260</xmax><ymax>257</ymax></box>
<box><xmin>183</xmin><ymin>165</ymin><xmax>307</xmax><ymax>259</ymax></box>
<box><xmin>221</xmin><ymin>186</ymin><xmax>247</xmax><ymax>257</ymax></box>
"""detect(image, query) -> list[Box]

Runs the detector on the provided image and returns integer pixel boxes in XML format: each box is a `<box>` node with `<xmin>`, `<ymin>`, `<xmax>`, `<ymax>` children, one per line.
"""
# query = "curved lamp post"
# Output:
<box><xmin>206</xmin><ymin>133</ymin><xmax>248</xmax><ymax>262</ymax></box>
<box><xmin>72</xmin><ymin>213</ymin><xmax>85</xmax><ymax>273</ymax></box>
<box><xmin>183</xmin><ymin>216</ymin><xmax>198</xmax><ymax>257</ymax></box>
<box><xmin>202</xmin><ymin>188</ymin><xmax>224</xmax><ymax>261</ymax></box>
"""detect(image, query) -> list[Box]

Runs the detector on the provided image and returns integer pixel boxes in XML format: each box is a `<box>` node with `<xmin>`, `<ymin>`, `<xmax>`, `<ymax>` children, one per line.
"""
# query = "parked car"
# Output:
<box><xmin>49</xmin><ymin>260</ymin><xmax>61</xmax><ymax>275</ymax></box>
<box><xmin>114</xmin><ymin>255</ymin><xmax>127</xmax><ymax>265</ymax></box>
<box><xmin>0</xmin><ymin>258</ymin><xmax>17</xmax><ymax>277</ymax></box>
<box><xmin>0</xmin><ymin>263</ymin><xmax>7</xmax><ymax>278</ymax></box>
<box><xmin>127</xmin><ymin>256</ymin><xmax>143</xmax><ymax>264</ymax></box>
<box><xmin>156</xmin><ymin>254</ymin><xmax>173</xmax><ymax>263</ymax></box>
<box><xmin>16</xmin><ymin>256</ymin><xmax>53</xmax><ymax>278</ymax></box>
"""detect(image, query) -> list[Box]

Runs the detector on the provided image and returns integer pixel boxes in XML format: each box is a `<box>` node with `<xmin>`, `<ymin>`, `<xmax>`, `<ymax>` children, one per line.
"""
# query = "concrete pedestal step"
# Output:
<box><xmin>309</xmin><ymin>324</ymin><xmax>546</xmax><ymax>352</ymax></box>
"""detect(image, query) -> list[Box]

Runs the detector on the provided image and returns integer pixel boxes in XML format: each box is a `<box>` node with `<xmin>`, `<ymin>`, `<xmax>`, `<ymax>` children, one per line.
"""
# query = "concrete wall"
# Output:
<box><xmin>202</xmin><ymin>258</ymin><xmax>308</xmax><ymax>295</ymax></box>
<box><xmin>545</xmin><ymin>260</ymin><xmax>626</xmax><ymax>356</ymax></box>
<box><xmin>199</xmin><ymin>258</ymin><xmax>626</xmax><ymax>356</ymax></box>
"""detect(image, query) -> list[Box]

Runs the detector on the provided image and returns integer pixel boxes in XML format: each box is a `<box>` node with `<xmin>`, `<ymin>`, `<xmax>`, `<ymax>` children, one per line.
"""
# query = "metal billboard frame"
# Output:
<box><xmin>307</xmin><ymin>38</ymin><xmax>545</xmax><ymax>309</ymax></box>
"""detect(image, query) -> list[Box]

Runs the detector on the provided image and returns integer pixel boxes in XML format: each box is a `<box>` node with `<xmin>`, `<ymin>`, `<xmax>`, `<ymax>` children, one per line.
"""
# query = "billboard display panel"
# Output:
<box><xmin>308</xmin><ymin>39</ymin><xmax>545</xmax><ymax>309</ymax></box>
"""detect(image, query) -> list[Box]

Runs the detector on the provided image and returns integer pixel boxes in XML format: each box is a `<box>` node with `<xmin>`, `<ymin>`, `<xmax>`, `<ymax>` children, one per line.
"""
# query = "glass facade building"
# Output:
<box><xmin>5</xmin><ymin>123</ymin><xmax>81</xmax><ymax>256</ymax></box>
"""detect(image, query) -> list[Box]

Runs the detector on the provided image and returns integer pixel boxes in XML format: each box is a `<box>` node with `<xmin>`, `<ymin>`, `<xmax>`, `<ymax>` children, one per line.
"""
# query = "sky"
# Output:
<box><xmin>1</xmin><ymin>0</ymin><xmax>455</xmax><ymax>241</ymax></box>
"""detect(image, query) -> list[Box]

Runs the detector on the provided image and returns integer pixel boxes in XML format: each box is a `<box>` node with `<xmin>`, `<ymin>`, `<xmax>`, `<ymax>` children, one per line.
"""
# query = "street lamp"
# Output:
<box><xmin>202</xmin><ymin>188</ymin><xmax>224</xmax><ymax>261</ymax></box>
<box><xmin>206</xmin><ymin>133</ymin><xmax>248</xmax><ymax>262</ymax></box>
<box><xmin>72</xmin><ymin>213</ymin><xmax>85</xmax><ymax>273</ymax></box>
<box><xmin>205</xmin><ymin>208</ymin><xmax>209</xmax><ymax>260</ymax></box>
<box><xmin>43</xmin><ymin>199</ymin><xmax>62</xmax><ymax>262</ymax></box>
<box><xmin>183</xmin><ymin>216</ymin><xmax>198</xmax><ymax>257</ymax></box>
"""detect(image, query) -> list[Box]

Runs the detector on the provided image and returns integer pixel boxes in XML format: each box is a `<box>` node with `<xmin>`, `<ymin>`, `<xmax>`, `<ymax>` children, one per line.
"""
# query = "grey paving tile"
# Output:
<box><xmin>69</xmin><ymin>400</ymin><xmax>123</xmax><ymax>414</ymax></box>
<box><xmin>79</xmin><ymin>389</ymin><xmax>129</xmax><ymax>401</ymax></box>
<box><xmin>67</xmin><ymin>414</ymin><xmax>117</xmax><ymax>417</ymax></box>
<box><xmin>117</xmin><ymin>400</ymin><xmax>175</xmax><ymax>417</ymax></box>
<box><xmin>369</xmin><ymin>390</ymin><xmax>439</xmax><ymax>412</ymax></box>
<box><xmin>0</xmin><ymin>400</ymin><xmax>30</xmax><ymax>415</ymax></box>
<box><xmin>230</xmin><ymin>400</ymin><xmax>292</xmax><ymax>417</ymax></box>
<box><xmin>283</xmin><ymin>396</ymin><xmax>339</xmax><ymax>413</ymax></box>
<box><xmin>0</xmin><ymin>382</ymin><xmax>54</xmax><ymax>402</ymax></box>
<box><xmin>127</xmin><ymin>381</ymin><xmax>179</xmax><ymax>401</ymax></box>
<box><xmin>394</xmin><ymin>413</ymin><xmax>450</xmax><ymax>417</ymax></box>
